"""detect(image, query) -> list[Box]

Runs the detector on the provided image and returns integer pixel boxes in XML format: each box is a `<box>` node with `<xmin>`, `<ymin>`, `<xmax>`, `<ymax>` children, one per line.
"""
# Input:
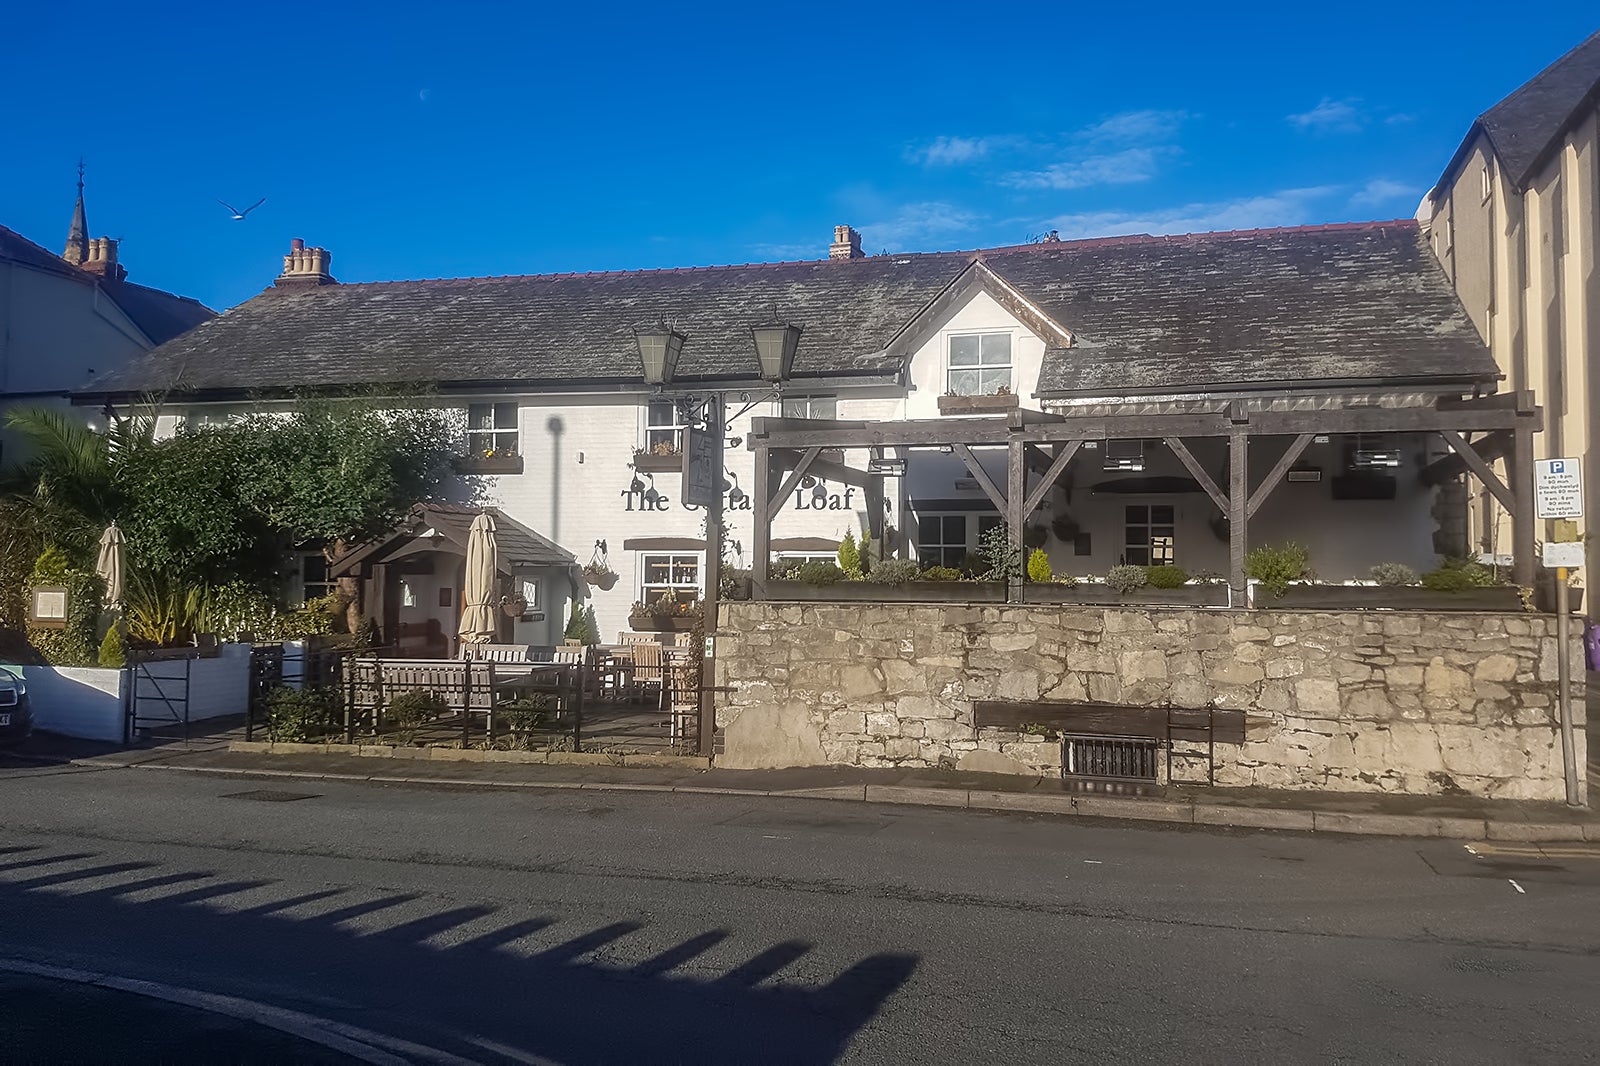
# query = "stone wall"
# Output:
<box><xmin>715</xmin><ymin>603</ymin><xmax>1586</xmax><ymax>803</ymax></box>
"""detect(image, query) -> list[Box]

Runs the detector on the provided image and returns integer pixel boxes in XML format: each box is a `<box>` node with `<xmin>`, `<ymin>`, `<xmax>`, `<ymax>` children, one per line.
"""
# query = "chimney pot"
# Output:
<box><xmin>275</xmin><ymin>238</ymin><xmax>337</xmax><ymax>288</ymax></box>
<box><xmin>828</xmin><ymin>224</ymin><xmax>864</xmax><ymax>261</ymax></box>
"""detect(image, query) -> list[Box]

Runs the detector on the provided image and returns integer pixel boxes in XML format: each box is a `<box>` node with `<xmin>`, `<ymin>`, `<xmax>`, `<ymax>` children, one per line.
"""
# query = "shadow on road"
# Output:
<box><xmin>0</xmin><ymin>845</ymin><xmax>918</xmax><ymax>1064</ymax></box>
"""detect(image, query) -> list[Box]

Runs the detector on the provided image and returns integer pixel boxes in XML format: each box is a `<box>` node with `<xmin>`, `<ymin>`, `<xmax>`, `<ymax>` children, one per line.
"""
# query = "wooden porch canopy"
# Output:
<box><xmin>745</xmin><ymin>392</ymin><xmax>1543</xmax><ymax>604</ymax></box>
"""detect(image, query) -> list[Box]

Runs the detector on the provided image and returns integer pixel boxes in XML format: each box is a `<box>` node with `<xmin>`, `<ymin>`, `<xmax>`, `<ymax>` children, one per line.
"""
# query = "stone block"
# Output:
<box><xmin>956</xmin><ymin>748</ymin><xmax>1037</xmax><ymax>775</ymax></box>
<box><xmin>1423</xmin><ymin>658</ymin><xmax>1471</xmax><ymax>697</ymax></box>
<box><xmin>827</xmin><ymin>710</ymin><xmax>867</xmax><ymax>735</ymax></box>
<box><xmin>1117</xmin><ymin>649</ymin><xmax>1168</xmax><ymax>682</ymax></box>
<box><xmin>1264</xmin><ymin>656</ymin><xmax>1304</xmax><ymax>679</ymax></box>
<box><xmin>1208</xmin><ymin>660</ymin><xmax>1264</xmax><ymax>686</ymax></box>
<box><xmin>1293</xmin><ymin>678</ymin><xmax>1340</xmax><ymax>715</ymax></box>
<box><xmin>884</xmin><ymin>737</ymin><xmax>921</xmax><ymax>760</ymax></box>
<box><xmin>864</xmin><ymin>711</ymin><xmax>901</xmax><ymax>736</ymax></box>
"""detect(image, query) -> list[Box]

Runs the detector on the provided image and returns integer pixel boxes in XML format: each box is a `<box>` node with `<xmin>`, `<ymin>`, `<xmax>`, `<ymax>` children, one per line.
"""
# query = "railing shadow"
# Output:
<box><xmin>0</xmin><ymin>847</ymin><xmax>918</xmax><ymax>1064</ymax></box>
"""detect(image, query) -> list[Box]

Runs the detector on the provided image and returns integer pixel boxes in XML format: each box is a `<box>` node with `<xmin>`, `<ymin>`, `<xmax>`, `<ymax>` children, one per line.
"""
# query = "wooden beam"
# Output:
<box><xmin>1440</xmin><ymin>430</ymin><xmax>1516</xmax><ymax>512</ymax></box>
<box><xmin>768</xmin><ymin>447</ymin><xmax>821</xmax><ymax>510</ymax></box>
<box><xmin>751</xmin><ymin>445</ymin><xmax>772</xmax><ymax>600</ymax></box>
<box><xmin>1229</xmin><ymin>429</ymin><xmax>1248</xmax><ymax>606</ymax></box>
<box><xmin>1164</xmin><ymin>437</ymin><xmax>1228</xmax><ymax>513</ymax></box>
<box><xmin>1250</xmin><ymin>405</ymin><xmax>1539</xmax><ymax>436</ymax></box>
<box><xmin>1421</xmin><ymin>430</ymin><xmax>1513</xmax><ymax>486</ymax></box>
<box><xmin>1246</xmin><ymin>433</ymin><xmax>1315</xmax><ymax>519</ymax></box>
<box><xmin>952</xmin><ymin>444</ymin><xmax>1007</xmax><ymax>512</ymax></box>
<box><xmin>1022</xmin><ymin>440</ymin><xmax>1082</xmax><ymax>517</ymax></box>
<box><xmin>1513</xmin><ymin>425</ymin><xmax>1536</xmax><ymax>588</ymax></box>
<box><xmin>770</xmin><ymin>448</ymin><xmax>871</xmax><ymax>489</ymax></box>
<box><xmin>1007</xmin><ymin>437</ymin><xmax>1026</xmax><ymax>595</ymax></box>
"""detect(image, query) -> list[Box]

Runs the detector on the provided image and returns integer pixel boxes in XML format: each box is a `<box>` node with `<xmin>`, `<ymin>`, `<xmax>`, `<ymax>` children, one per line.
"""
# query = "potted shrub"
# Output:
<box><xmin>628</xmin><ymin>592</ymin><xmax>701</xmax><ymax>631</ymax></box>
<box><xmin>455</xmin><ymin>446</ymin><xmax>523</xmax><ymax>475</ymax></box>
<box><xmin>767</xmin><ymin>559</ymin><xmax>1005</xmax><ymax>602</ymax></box>
<box><xmin>1273</xmin><ymin>556</ymin><xmax>1524</xmax><ymax>611</ymax></box>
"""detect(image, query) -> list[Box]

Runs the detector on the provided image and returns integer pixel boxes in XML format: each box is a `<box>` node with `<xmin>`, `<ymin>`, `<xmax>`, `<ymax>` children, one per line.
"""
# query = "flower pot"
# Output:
<box><xmin>1020</xmin><ymin>583</ymin><xmax>1231</xmax><ymax>607</ymax></box>
<box><xmin>1270</xmin><ymin>584</ymin><xmax>1525</xmax><ymax>612</ymax></box>
<box><xmin>764</xmin><ymin>580</ymin><xmax>1006</xmax><ymax>603</ymax></box>
<box><xmin>455</xmin><ymin>455</ymin><xmax>524</xmax><ymax>475</ymax></box>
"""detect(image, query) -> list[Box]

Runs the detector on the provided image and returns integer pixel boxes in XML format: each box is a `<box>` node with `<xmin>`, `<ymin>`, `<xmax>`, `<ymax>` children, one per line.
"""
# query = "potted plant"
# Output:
<box><xmin>628</xmin><ymin>592</ymin><xmax>701</xmax><ymax>631</ymax></box>
<box><xmin>455</xmin><ymin>445</ymin><xmax>523</xmax><ymax>475</ymax></box>
<box><xmin>766</xmin><ymin>560</ymin><xmax>1006</xmax><ymax>602</ymax></box>
<box><xmin>582</xmin><ymin>563</ymin><xmax>619</xmax><ymax>591</ymax></box>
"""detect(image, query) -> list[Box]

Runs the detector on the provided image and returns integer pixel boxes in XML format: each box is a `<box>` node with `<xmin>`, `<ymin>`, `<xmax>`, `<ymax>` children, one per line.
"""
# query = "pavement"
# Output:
<box><xmin>2</xmin><ymin>756</ymin><xmax>1599</xmax><ymax>1062</ymax></box>
<box><xmin>3</xmin><ymin>726</ymin><xmax>1597</xmax><ymax>843</ymax></box>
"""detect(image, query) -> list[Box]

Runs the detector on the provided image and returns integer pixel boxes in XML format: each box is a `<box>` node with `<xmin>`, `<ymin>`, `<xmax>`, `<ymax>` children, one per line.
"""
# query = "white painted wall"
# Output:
<box><xmin>21</xmin><ymin>666</ymin><xmax>127</xmax><ymax>743</ymax></box>
<box><xmin>904</xmin><ymin>288</ymin><xmax>1047</xmax><ymax>413</ymax></box>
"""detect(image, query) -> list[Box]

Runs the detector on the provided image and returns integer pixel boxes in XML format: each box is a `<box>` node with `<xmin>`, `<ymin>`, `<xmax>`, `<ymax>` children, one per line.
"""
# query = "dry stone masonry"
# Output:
<box><xmin>715</xmin><ymin>603</ymin><xmax>1585</xmax><ymax>803</ymax></box>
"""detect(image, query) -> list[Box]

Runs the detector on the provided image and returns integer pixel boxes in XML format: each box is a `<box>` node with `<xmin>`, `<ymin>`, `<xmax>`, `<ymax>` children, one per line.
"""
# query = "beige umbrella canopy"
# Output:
<box><xmin>457</xmin><ymin>512</ymin><xmax>499</xmax><ymax>645</ymax></box>
<box><xmin>95</xmin><ymin>523</ymin><xmax>125</xmax><ymax>608</ymax></box>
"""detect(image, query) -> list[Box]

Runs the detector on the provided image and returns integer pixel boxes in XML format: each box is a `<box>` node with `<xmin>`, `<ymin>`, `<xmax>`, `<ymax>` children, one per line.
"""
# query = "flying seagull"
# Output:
<box><xmin>216</xmin><ymin>197</ymin><xmax>266</xmax><ymax>220</ymax></box>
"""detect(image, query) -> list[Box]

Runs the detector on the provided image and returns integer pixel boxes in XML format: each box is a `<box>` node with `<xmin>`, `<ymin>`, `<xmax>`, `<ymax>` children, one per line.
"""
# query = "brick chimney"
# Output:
<box><xmin>274</xmin><ymin>238</ymin><xmax>336</xmax><ymax>288</ymax></box>
<box><xmin>79</xmin><ymin>237</ymin><xmax>127</xmax><ymax>282</ymax></box>
<box><xmin>829</xmin><ymin>224</ymin><xmax>864</xmax><ymax>260</ymax></box>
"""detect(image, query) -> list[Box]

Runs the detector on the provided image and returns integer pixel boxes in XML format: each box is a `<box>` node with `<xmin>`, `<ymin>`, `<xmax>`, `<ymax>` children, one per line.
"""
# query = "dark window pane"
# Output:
<box><xmin>918</xmin><ymin>516</ymin><xmax>940</xmax><ymax>542</ymax></box>
<box><xmin>1126</xmin><ymin>547</ymin><xmax>1150</xmax><ymax>566</ymax></box>
<box><xmin>949</xmin><ymin>335</ymin><xmax>980</xmax><ymax>366</ymax></box>
<box><xmin>942</xmin><ymin>516</ymin><xmax>966</xmax><ymax>542</ymax></box>
<box><xmin>1125</xmin><ymin>505</ymin><xmax>1148</xmax><ymax>522</ymax></box>
<box><xmin>494</xmin><ymin>402</ymin><xmax>517</xmax><ymax>429</ymax></box>
<box><xmin>1151</xmin><ymin>505</ymin><xmax>1175</xmax><ymax>523</ymax></box>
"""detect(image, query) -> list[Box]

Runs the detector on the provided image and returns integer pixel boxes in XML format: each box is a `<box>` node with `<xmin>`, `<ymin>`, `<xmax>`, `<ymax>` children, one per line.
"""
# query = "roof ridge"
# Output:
<box><xmin>1478</xmin><ymin>28</ymin><xmax>1600</xmax><ymax>125</ymax></box>
<box><xmin>277</xmin><ymin>220</ymin><xmax>1415</xmax><ymax>294</ymax></box>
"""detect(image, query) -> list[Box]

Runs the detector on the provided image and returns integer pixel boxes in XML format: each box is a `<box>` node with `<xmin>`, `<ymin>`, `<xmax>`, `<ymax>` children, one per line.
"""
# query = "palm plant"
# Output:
<box><xmin>2</xmin><ymin>406</ymin><xmax>154</xmax><ymax>559</ymax></box>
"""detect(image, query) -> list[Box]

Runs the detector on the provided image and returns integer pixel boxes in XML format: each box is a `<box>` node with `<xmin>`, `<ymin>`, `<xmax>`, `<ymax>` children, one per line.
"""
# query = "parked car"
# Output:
<box><xmin>0</xmin><ymin>668</ymin><xmax>33</xmax><ymax>747</ymax></box>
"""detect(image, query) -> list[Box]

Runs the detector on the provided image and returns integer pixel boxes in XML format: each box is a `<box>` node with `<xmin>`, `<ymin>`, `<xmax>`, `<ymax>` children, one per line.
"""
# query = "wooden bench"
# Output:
<box><xmin>462</xmin><ymin>643</ymin><xmax>554</xmax><ymax>664</ymax></box>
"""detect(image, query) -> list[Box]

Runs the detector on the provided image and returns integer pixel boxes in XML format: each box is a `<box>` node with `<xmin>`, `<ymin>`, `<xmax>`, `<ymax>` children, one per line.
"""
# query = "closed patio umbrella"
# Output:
<box><xmin>458</xmin><ymin>512</ymin><xmax>499</xmax><ymax>645</ymax></box>
<box><xmin>95</xmin><ymin>523</ymin><xmax>125</xmax><ymax>608</ymax></box>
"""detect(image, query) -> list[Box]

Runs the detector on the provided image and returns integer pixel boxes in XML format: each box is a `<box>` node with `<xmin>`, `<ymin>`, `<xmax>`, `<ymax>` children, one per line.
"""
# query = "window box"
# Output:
<box><xmin>1268</xmin><ymin>584</ymin><xmax>1525</xmax><ymax>612</ymax></box>
<box><xmin>627</xmin><ymin>614</ymin><xmax>698</xmax><ymax>632</ymax></box>
<box><xmin>456</xmin><ymin>454</ymin><xmax>524</xmax><ymax>475</ymax></box>
<box><xmin>937</xmin><ymin>393</ymin><xmax>1019</xmax><ymax>415</ymax></box>
<box><xmin>633</xmin><ymin>452</ymin><xmax>684</xmax><ymax>473</ymax></box>
<box><xmin>1021</xmin><ymin>583</ymin><xmax>1230</xmax><ymax>607</ymax></box>
<box><xmin>764</xmin><ymin>580</ymin><xmax>1006</xmax><ymax>603</ymax></box>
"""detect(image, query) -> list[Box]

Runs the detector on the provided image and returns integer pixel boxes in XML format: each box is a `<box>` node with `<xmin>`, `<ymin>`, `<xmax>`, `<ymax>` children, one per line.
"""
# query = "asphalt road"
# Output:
<box><xmin>0</xmin><ymin>759</ymin><xmax>1597</xmax><ymax>1064</ymax></box>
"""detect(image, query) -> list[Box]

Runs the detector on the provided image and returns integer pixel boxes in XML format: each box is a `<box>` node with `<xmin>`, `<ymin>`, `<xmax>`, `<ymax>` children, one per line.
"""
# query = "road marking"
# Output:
<box><xmin>466</xmin><ymin>1035</ymin><xmax>560</xmax><ymax>1065</ymax></box>
<box><xmin>1464</xmin><ymin>844</ymin><xmax>1479</xmax><ymax>856</ymax></box>
<box><xmin>1469</xmin><ymin>842</ymin><xmax>1600</xmax><ymax>861</ymax></box>
<box><xmin>0</xmin><ymin>957</ymin><xmax>479</xmax><ymax>1065</ymax></box>
<box><xmin>1083</xmin><ymin>860</ymin><xmax>1103</xmax><ymax>865</ymax></box>
<box><xmin>1509</xmin><ymin>880</ymin><xmax>1526</xmax><ymax>894</ymax></box>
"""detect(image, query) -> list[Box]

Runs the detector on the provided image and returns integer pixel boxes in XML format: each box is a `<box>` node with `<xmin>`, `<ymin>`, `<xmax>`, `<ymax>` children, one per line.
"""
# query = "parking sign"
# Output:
<box><xmin>1535</xmin><ymin>458</ymin><xmax>1583</xmax><ymax>520</ymax></box>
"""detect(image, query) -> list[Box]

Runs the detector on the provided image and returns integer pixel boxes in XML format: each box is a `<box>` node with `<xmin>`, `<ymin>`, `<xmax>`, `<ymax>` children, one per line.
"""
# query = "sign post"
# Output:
<box><xmin>1536</xmin><ymin>458</ymin><xmax>1585</xmax><ymax>807</ymax></box>
<box><xmin>682</xmin><ymin>401</ymin><xmax>724</xmax><ymax>760</ymax></box>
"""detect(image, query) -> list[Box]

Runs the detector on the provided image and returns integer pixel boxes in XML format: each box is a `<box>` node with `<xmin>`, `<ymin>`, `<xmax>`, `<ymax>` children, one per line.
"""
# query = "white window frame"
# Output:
<box><xmin>946</xmin><ymin>331</ymin><xmax>1013</xmax><ymax>397</ymax></box>
<box><xmin>779</xmin><ymin>395</ymin><xmax>838</xmax><ymax>420</ymax></box>
<box><xmin>639</xmin><ymin>552</ymin><xmax>701</xmax><ymax>603</ymax></box>
<box><xmin>645</xmin><ymin>400</ymin><xmax>687</xmax><ymax>454</ymax></box>
<box><xmin>467</xmin><ymin>402</ymin><xmax>518</xmax><ymax>458</ymax></box>
<box><xmin>1122</xmin><ymin>502</ymin><xmax>1177</xmax><ymax>567</ymax></box>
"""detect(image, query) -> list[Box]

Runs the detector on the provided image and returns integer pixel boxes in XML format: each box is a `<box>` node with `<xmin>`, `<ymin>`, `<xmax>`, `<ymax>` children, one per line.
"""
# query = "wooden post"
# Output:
<box><xmin>751</xmin><ymin>442</ymin><xmax>772</xmax><ymax>601</ymax></box>
<box><xmin>1229</xmin><ymin>426</ymin><xmax>1249</xmax><ymax>607</ymax></box>
<box><xmin>698</xmin><ymin>393</ymin><xmax>724</xmax><ymax>760</ymax></box>
<box><xmin>1007</xmin><ymin>437</ymin><xmax>1026</xmax><ymax>600</ymax></box>
<box><xmin>1512</xmin><ymin>423</ymin><xmax>1537</xmax><ymax>589</ymax></box>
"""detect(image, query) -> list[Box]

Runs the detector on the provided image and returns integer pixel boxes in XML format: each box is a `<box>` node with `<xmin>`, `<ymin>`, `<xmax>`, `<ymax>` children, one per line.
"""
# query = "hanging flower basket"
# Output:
<box><xmin>499</xmin><ymin>593</ymin><xmax>528</xmax><ymax>618</ymax></box>
<box><xmin>583</xmin><ymin>566</ymin><xmax>619</xmax><ymax>591</ymax></box>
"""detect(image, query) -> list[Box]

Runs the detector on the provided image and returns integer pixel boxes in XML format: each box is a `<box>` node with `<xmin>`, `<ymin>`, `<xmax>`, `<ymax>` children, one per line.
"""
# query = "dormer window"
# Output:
<box><xmin>948</xmin><ymin>332</ymin><xmax>1012</xmax><ymax>396</ymax></box>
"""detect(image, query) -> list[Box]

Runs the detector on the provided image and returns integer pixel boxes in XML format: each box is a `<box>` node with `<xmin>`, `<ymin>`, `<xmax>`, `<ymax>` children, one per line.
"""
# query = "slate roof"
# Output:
<box><xmin>86</xmin><ymin>220</ymin><xmax>1492</xmax><ymax>401</ymax></box>
<box><xmin>91</xmin><ymin>255</ymin><xmax>967</xmax><ymax>396</ymax></box>
<box><xmin>0</xmin><ymin>224</ymin><xmax>215</xmax><ymax>345</ymax></box>
<box><xmin>1438</xmin><ymin>29</ymin><xmax>1600</xmax><ymax>192</ymax></box>
<box><xmin>1000</xmin><ymin>221</ymin><xmax>1495</xmax><ymax>396</ymax></box>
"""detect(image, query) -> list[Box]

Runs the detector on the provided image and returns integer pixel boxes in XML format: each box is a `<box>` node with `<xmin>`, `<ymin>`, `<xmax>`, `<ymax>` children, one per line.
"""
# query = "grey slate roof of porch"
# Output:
<box><xmin>1018</xmin><ymin>222</ymin><xmax>1495</xmax><ymax>396</ymax></box>
<box><xmin>85</xmin><ymin>220</ymin><xmax>1494</xmax><ymax>399</ymax></box>
<box><xmin>330</xmin><ymin>502</ymin><xmax>575</xmax><ymax>578</ymax></box>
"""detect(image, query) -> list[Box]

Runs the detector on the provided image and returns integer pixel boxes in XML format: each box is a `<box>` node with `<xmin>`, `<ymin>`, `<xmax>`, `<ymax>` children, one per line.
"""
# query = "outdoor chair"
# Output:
<box><xmin>629</xmin><ymin>641</ymin><xmax>665</xmax><ymax>707</ymax></box>
<box><xmin>552</xmin><ymin>646</ymin><xmax>586</xmax><ymax>665</ymax></box>
<box><xmin>618</xmin><ymin>632</ymin><xmax>655</xmax><ymax>646</ymax></box>
<box><xmin>672</xmin><ymin>630</ymin><xmax>695</xmax><ymax>647</ymax></box>
<box><xmin>665</xmin><ymin>662</ymin><xmax>698</xmax><ymax>745</ymax></box>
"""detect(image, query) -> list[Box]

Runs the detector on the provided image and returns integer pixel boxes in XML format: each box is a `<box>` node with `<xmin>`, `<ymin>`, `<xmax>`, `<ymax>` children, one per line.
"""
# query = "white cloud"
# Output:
<box><xmin>1349</xmin><ymin>178</ymin><xmax>1415</xmax><ymax>208</ymax></box>
<box><xmin>1287</xmin><ymin>97</ymin><xmax>1365</xmax><ymax>133</ymax></box>
<box><xmin>1080</xmin><ymin>109</ymin><xmax>1188</xmax><ymax>144</ymax></box>
<box><xmin>857</xmin><ymin>202</ymin><xmax>982</xmax><ymax>251</ymax></box>
<box><xmin>913</xmin><ymin>136</ymin><xmax>999</xmax><ymax>166</ymax></box>
<box><xmin>1042</xmin><ymin>186</ymin><xmax>1344</xmax><ymax>239</ymax></box>
<box><xmin>1002</xmin><ymin>147</ymin><xmax>1172</xmax><ymax>191</ymax></box>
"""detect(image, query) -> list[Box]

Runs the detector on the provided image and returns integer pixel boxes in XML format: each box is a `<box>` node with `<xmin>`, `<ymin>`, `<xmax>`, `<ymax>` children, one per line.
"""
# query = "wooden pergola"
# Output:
<box><xmin>746</xmin><ymin>392</ymin><xmax>1543</xmax><ymax>604</ymax></box>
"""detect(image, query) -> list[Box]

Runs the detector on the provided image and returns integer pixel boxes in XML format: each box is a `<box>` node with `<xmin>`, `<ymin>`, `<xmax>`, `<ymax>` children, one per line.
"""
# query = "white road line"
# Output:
<box><xmin>1464</xmin><ymin>844</ymin><xmax>1479</xmax><ymax>856</ymax></box>
<box><xmin>1083</xmin><ymin>860</ymin><xmax>1103</xmax><ymax>864</ymax></box>
<box><xmin>1509</xmin><ymin>879</ymin><xmax>1526</xmax><ymax>894</ymax></box>
<box><xmin>0</xmin><ymin>957</ymin><xmax>480</xmax><ymax>1065</ymax></box>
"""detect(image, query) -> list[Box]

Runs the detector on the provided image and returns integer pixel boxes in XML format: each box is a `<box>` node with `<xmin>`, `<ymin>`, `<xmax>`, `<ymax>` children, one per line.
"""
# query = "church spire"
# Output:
<box><xmin>63</xmin><ymin>159</ymin><xmax>89</xmax><ymax>266</ymax></box>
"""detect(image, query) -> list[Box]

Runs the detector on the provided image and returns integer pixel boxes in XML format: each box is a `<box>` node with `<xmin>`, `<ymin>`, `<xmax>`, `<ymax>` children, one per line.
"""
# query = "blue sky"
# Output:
<box><xmin>6</xmin><ymin>3</ymin><xmax>1596</xmax><ymax>311</ymax></box>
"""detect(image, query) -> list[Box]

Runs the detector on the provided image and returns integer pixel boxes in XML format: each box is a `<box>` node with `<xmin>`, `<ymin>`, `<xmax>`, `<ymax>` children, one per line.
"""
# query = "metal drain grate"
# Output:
<box><xmin>1061</xmin><ymin>734</ymin><xmax>1161</xmax><ymax>782</ymax></box>
<box><xmin>220</xmin><ymin>790</ymin><xmax>322</xmax><ymax>803</ymax></box>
